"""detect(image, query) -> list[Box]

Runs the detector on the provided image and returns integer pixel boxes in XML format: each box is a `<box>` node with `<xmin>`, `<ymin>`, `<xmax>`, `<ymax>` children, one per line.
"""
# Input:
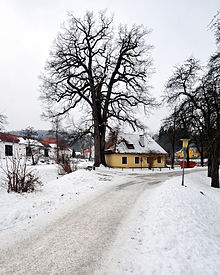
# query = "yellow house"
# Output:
<box><xmin>105</xmin><ymin>132</ymin><xmax>167</xmax><ymax>168</ymax></box>
<box><xmin>175</xmin><ymin>147</ymin><xmax>200</xmax><ymax>159</ymax></box>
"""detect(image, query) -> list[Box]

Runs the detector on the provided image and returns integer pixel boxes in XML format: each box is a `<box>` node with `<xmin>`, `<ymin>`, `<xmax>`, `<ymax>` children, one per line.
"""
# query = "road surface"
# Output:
<box><xmin>0</xmin><ymin>169</ymin><xmax>204</xmax><ymax>274</ymax></box>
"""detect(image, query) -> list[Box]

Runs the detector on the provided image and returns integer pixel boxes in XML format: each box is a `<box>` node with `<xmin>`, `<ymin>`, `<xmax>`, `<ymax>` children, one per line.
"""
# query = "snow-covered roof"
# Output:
<box><xmin>18</xmin><ymin>137</ymin><xmax>43</xmax><ymax>147</ymax></box>
<box><xmin>106</xmin><ymin>132</ymin><xmax>167</xmax><ymax>154</ymax></box>
<box><xmin>0</xmin><ymin>133</ymin><xmax>43</xmax><ymax>147</ymax></box>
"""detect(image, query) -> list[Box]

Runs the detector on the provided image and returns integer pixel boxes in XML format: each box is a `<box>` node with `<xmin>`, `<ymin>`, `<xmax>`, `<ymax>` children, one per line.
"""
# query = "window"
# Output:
<box><xmin>135</xmin><ymin>156</ymin><xmax>139</xmax><ymax>164</ymax></box>
<box><xmin>157</xmin><ymin>156</ymin><xmax>161</xmax><ymax>163</ymax></box>
<box><xmin>147</xmin><ymin>157</ymin><xmax>150</xmax><ymax>163</ymax></box>
<box><xmin>126</xmin><ymin>143</ymin><xmax>134</xmax><ymax>149</ymax></box>
<box><xmin>5</xmin><ymin>145</ymin><xmax>13</xmax><ymax>156</ymax></box>
<box><xmin>122</xmin><ymin>156</ymin><xmax>127</xmax><ymax>164</ymax></box>
<box><xmin>44</xmin><ymin>149</ymin><xmax>49</xmax><ymax>157</ymax></box>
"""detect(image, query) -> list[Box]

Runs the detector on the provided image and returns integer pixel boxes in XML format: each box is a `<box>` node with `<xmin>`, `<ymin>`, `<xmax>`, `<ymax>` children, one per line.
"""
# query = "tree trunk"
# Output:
<box><xmin>88</xmin><ymin>135</ymin><xmax>92</xmax><ymax>161</ymax></box>
<box><xmin>171</xmin><ymin>139</ymin><xmax>175</xmax><ymax>169</ymax></box>
<box><xmin>93</xmin><ymin>94</ymin><xmax>107</xmax><ymax>167</ymax></box>
<box><xmin>31</xmin><ymin>152</ymin><xmax>36</xmax><ymax>166</ymax></box>
<box><xmin>211</xmin><ymin>158</ymin><xmax>219</xmax><ymax>188</ymax></box>
<box><xmin>200</xmin><ymin>144</ymin><xmax>204</xmax><ymax>167</ymax></box>
<box><xmin>28</xmin><ymin>140</ymin><xmax>35</xmax><ymax>166</ymax></box>
<box><xmin>208</xmin><ymin>155</ymin><xmax>212</xmax><ymax>178</ymax></box>
<box><xmin>100</xmin><ymin>125</ymin><xmax>107</xmax><ymax>166</ymax></box>
<box><xmin>94</xmin><ymin>124</ymin><xmax>102</xmax><ymax>167</ymax></box>
<box><xmin>211</xmin><ymin>140</ymin><xmax>219</xmax><ymax>188</ymax></box>
<box><xmin>93</xmin><ymin>121</ymin><xmax>107</xmax><ymax>167</ymax></box>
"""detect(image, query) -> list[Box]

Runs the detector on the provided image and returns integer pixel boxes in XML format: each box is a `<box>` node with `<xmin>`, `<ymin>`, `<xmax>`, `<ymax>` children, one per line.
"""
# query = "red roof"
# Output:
<box><xmin>105</xmin><ymin>133</ymin><xmax>118</xmax><ymax>151</ymax></box>
<box><xmin>42</xmin><ymin>136</ymin><xmax>57</xmax><ymax>144</ymax></box>
<box><xmin>0</xmin><ymin>132</ymin><xmax>20</xmax><ymax>143</ymax></box>
<box><xmin>41</xmin><ymin>136</ymin><xmax>69</xmax><ymax>151</ymax></box>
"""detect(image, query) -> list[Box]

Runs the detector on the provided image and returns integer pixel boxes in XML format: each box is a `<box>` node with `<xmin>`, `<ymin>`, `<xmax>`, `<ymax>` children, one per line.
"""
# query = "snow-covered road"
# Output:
<box><xmin>0</xmin><ymin>169</ymin><xmax>205</xmax><ymax>275</ymax></box>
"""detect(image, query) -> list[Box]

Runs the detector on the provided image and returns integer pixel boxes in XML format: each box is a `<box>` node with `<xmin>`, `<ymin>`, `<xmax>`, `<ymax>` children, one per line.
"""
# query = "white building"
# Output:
<box><xmin>0</xmin><ymin>133</ymin><xmax>72</xmax><ymax>161</ymax></box>
<box><xmin>0</xmin><ymin>133</ymin><xmax>26</xmax><ymax>159</ymax></box>
<box><xmin>41</xmin><ymin>136</ymin><xmax>72</xmax><ymax>160</ymax></box>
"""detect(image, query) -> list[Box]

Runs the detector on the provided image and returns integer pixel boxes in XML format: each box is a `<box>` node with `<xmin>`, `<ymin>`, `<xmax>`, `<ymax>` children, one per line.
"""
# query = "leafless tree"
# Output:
<box><xmin>40</xmin><ymin>11</ymin><xmax>155</xmax><ymax>166</ymax></box>
<box><xmin>164</xmin><ymin>56</ymin><xmax>219</xmax><ymax>188</ymax></box>
<box><xmin>22</xmin><ymin>127</ymin><xmax>39</xmax><ymax>165</ymax></box>
<box><xmin>0</xmin><ymin>113</ymin><xmax>7</xmax><ymax>131</ymax></box>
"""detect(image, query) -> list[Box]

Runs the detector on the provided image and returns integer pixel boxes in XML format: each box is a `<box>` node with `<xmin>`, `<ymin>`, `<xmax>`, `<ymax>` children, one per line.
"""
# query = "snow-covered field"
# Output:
<box><xmin>0</xmin><ymin>161</ymin><xmax>220</xmax><ymax>274</ymax></box>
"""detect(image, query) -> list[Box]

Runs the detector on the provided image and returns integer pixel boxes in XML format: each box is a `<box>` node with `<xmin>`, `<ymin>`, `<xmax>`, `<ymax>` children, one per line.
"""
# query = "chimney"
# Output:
<box><xmin>139</xmin><ymin>135</ymin><xmax>145</xmax><ymax>147</ymax></box>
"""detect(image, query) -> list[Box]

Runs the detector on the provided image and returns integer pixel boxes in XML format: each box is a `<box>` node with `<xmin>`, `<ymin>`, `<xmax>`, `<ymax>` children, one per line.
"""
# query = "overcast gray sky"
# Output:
<box><xmin>0</xmin><ymin>0</ymin><xmax>219</xmax><ymax>133</ymax></box>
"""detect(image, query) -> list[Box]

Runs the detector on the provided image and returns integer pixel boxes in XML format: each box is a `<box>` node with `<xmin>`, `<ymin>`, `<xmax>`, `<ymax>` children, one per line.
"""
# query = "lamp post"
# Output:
<box><xmin>180</xmin><ymin>139</ymin><xmax>189</xmax><ymax>186</ymax></box>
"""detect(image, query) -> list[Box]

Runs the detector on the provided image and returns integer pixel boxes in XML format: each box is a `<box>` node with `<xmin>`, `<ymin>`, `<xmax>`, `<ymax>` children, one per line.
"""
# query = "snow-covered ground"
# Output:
<box><xmin>0</xmin><ymin>161</ymin><xmax>183</xmax><ymax>235</ymax></box>
<box><xmin>100</xmin><ymin>169</ymin><xmax>220</xmax><ymax>274</ymax></box>
<box><xmin>0</xmin><ymin>161</ymin><xmax>220</xmax><ymax>274</ymax></box>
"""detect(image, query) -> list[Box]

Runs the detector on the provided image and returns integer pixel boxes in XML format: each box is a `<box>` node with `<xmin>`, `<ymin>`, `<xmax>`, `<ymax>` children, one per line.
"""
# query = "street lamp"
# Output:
<box><xmin>180</xmin><ymin>138</ymin><xmax>189</xmax><ymax>186</ymax></box>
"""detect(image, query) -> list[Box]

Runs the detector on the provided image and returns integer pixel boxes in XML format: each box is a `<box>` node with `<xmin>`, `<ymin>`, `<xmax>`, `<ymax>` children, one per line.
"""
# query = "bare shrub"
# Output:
<box><xmin>58</xmin><ymin>157</ymin><xmax>77</xmax><ymax>175</ymax></box>
<box><xmin>0</xmin><ymin>157</ymin><xmax>42</xmax><ymax>193</ymax></box>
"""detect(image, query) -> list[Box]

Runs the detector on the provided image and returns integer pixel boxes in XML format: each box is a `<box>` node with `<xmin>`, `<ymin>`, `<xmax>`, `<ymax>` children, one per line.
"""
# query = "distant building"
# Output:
<box><xmin>0</xmin><ymin>132</ymin><xmax>44</xmax><ymax>159</ymax></box>
<box><xmin>0</xmin><ymin>133</ymin><xmax>25</xmax><ymax>158</ymax></box>
<box><xmin>105</xmin><ymin>132</ymin><xmax>167</xmax><ymax>168</ymax></box>
<box><xmin>41</xmin><ymin>136</ymin><xmax>72</xmax><ymax>160</ymax></box>
<box><xmin>0</xmin><ymin>133</ymin><xmax>72</xmax><ymax>161</ymax></box>
<box><xmin>83</xmin><ymin>146</ymin><xmax>94</xmax><ymax>159</ymax></box>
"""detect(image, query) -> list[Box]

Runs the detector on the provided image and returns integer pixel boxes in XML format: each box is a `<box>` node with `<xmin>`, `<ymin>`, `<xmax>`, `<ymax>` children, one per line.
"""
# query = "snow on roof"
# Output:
<box><xmin>106</xmin><ymin>132</ymin><xmax>167</xmax><ymax>154</ymax></box>
<box><xmin>41</xmin><ymin>136</ymin><xmax>69</xmax><ymax>151</ymax></box>
<box><xmin>18</xmin><ymin>137</ymin><xmax>43</xmax><ymax>147</ymax></box>
<box><xmin>0</xmin><ymin>133</ymin><xmax>46</xmax><ymax>147</ymax></box>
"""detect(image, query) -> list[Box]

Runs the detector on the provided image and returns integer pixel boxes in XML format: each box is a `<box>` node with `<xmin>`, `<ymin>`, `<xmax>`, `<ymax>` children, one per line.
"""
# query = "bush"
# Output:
<box><xmin>58</xmin><ymin>157</ymin><xmax>77</xmax><ymax>175</ymax></box>
<box><xmin>1</xmin><ymin>157</ymin><xmax>42</xmax><ymax>193</ymax></box>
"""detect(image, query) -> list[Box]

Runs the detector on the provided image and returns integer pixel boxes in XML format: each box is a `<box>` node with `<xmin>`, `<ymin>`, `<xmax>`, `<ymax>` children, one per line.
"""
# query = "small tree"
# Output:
<box><xmin>58</xmin><ymin>157</ymin><xmax>78</xmax><ymax>175</ymax></box>
<box><xmin>147</xmin><ymin>154</ymin><xmax>157</xmax><ymax>170</ymax></box>
<box><xmin>22</xmin><ymin>127</ymin><xmax>40</xmax><ymax>165</ymax></box>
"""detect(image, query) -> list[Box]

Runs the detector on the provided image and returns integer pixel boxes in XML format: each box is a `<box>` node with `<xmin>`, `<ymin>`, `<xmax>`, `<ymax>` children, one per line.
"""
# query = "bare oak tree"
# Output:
<box><xmin>40</xmin><ymin>11</ymin><xmax>155</xmax><ymax>166</ymax></box>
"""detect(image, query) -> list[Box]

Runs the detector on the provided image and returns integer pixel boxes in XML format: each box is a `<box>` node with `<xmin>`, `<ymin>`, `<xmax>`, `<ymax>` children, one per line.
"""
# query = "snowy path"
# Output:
<box><xmin>0</xmin><ymin>169</ymin><xmax>207</xmax><ymax>274</ymax></box>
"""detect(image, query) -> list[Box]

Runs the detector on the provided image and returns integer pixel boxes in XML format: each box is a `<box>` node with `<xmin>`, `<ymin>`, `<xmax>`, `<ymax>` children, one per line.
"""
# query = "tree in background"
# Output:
<box><xmin>164</xmin><ymin>53</ymin><xmax>219</xmax><ymax>187</ymax></box>
<box><xmin>157</xmin><ymin>113</ymin><xmax>183</xmax><ymax>169</ymax></box>
<box><xmin>48</xmin><ymin>116</ymin><xmax>63</xmax><ymax>163</ymax></box>
<box><xmin>0</xmin><ymin>113</ymin><xmax>7</xmax><ymax>131</ymax></box>
<box><xmin>40</xmin><ymin>11</ymin><xmax>155</xmax><ymax>166</ymax></box>
<box><xmin>22</xmin><ymin>127</ymin><xmax>40</xmax><ymax>165</ymax></box>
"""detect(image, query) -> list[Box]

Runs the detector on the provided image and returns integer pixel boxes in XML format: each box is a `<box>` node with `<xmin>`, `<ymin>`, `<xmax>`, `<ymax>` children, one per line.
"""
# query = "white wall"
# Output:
<box><xmin>0</xmin><ymin>141</ymin><xmax>26</xmax><ymax>159</ymax></box>
<box><xmin>0</xmin><ymin>141</ymin><xmax>72</xmax><ymax>160</ymax></box>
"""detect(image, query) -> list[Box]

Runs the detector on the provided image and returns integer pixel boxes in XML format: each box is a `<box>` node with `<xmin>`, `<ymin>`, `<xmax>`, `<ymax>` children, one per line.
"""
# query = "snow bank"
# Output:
<box><xmin>0</xmin><ymin>164</ymin><xmax>115</xmax><ymax>232</ymax></box>
<box><xmin>101</xmin><ymin>170</ymin><xmax>220</xmax><ymax>275</ymax></box>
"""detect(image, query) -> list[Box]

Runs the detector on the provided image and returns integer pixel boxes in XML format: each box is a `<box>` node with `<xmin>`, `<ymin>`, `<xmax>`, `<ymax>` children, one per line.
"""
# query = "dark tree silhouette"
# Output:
<box><xmin>40</xmin><ymin>11</ymin><xmax>155</xmax><ymax>166</ymax></box>
<box><xmin>164</xmin><ymin>56</ymin><xmax>219</xmax><ymax>188</ymax></box>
